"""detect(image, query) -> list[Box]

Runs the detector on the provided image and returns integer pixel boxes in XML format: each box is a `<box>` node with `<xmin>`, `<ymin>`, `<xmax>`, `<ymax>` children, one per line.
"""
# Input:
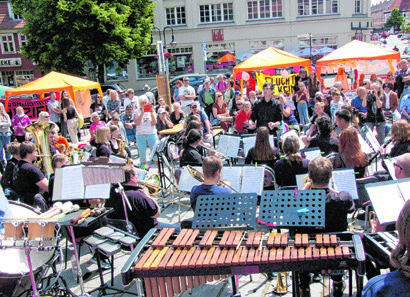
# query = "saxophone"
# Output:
<box><xmin>116</xmin><ymin>136</ymin><xmax>127</xmax><ymax>157</ymax></box>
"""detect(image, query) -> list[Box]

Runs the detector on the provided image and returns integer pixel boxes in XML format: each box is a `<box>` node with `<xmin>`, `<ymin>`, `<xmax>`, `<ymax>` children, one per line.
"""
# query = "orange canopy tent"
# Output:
<box><xmin>233</xmin><ymin>47</ymin><xmax>312</xmax><ymax>77</ymax></box>
<box><xmin>5</xmin><ymin>71</ymin><xmax>102</xmax><ymax>117</ymax></box>
<box><xmin>217</xmin><ymin>53</ymin><xmax>236</xmax><ymax>65</ymax></box>
<box><xmin>316</xmin><ymin>40</ymin><xmax>401</xmax><ymax>83</ymax></box>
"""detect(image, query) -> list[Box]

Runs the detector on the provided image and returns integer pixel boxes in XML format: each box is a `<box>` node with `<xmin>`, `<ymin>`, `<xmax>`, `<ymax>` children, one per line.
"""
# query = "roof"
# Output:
<box><xmin>0</xmin><ymin>2</ymin><xmax>24</xmax><ymax>30</ymax></box>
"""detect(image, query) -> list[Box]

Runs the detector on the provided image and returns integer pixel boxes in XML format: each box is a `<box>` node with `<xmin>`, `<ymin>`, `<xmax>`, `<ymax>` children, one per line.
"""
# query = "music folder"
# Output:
<box><xmin>366</xmin><ymin>179</ymin><xmax>410</xmax><ymax>225</ymax></box>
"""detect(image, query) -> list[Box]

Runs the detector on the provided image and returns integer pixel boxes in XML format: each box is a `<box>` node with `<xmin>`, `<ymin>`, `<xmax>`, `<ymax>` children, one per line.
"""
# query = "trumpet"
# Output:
<box><xmin>198</xmin><ymin>143</ymin><xmax>229</xmax><ymax>160</ymax></box>
<box><xmin>186</xmin><ymin>165</ymin><xmax>239</xmax><ymax>193</ymax></box>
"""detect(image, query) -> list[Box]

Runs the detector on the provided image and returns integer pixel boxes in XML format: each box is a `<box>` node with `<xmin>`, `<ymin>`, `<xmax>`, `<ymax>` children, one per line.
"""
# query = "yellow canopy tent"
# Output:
<box><xmin>316</xmin><ymin>40</ymin><xmax>401</xmax><ymax>86</ymax></box>
<box><xmin>5</xmin><ymin>71</ymin><xmax>102</xmax><ymax>118</ymax></box>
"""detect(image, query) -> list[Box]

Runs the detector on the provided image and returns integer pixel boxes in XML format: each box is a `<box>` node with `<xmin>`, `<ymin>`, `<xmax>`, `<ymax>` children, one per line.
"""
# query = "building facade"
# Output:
<box><xmin>371</xmin><ymin>0</ymin><xmax>409</xmax><ymax>29</ymax></box>
<box><xmin>124</xmin><ymin>0</ymin><xmax>372</xmax><ymax>90</ymax></box>
<box><xmin>0</xmin><ymin>1</ymin><xmax>41</xmax><ymax>87</ymax></box>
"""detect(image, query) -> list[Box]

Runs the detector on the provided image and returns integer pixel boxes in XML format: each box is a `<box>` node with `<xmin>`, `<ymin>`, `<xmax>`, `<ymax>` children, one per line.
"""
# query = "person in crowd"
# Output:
<box><xmin>106</xmin><ymin>164</ymin><xmax>161</xmax><ymax>238</ymax></box>
<box><xmin>224</xmin><ymin>80</ymin><xmax>235</xmax><ymax>104</ymax></box>
<box><xmin>11</xmin><ymin>107</ymin><xmax>31</xmax><ymax>143</ymax></box>
<box><xmin>394</xmin><ymin>59</ymin><xmax>410</xmax><ymax>99</ymax></box>
<box><xmin>274</xmin><ymin>135</ymin><xmax>309</xmax><ymax>187</ymax></box>
<box><xmin>0</xmin><ymin>103</ymin><xmax>11</xmax><ymax>166</ymax></box>
<box><xmin>302</xmin><ymin>102</ymin><xmax>330</xmax><ymax>146</ymax></box>
<box><xmin>48</xmin><ymin>154</ymin><xmax>69</xmax><ymax>201</ymax></box>
<box><xmin>143</xmin><ymin>84</ymin><xmax>155</xmax><ymax>105</ymax></box>
<box><xmin>179</xmin><ymin>76</ymin><xmax>196</xmax><ymax>114</ymax></box>
<box><xmin>299</xmin><ymin>157</ymin><xmax>354</xmax><ymax>297</ymax></box>
<box><xmin>124</xmin><ymin>89</ymin><xmax>138</xmax><ymax>110</ymax></box>
<box><xmin>109</xmin><ymin>125</ymin><xmax>131</xmax><ymax>158</ymax></box>
<box><xmin>155</xmin><ymin>97</ymin><xmax>168</xmax><ymax>114</ymax></box>
<box><xmin>393</xmin><ymin>153</ymin><xmax>410</xmax><ymax>179</ymax></box>
<box><xmin>334</xmin><ymin>81</ymin><xmax>347</xmax><ymax>101</ymax></box>
<box><xmin>278</xmin><ymin>94</ymin><xmax>299</xmax><ymax>132</ymax></box>
<box><xmin>400</xmin><ymin>93</ymin><xmax>410</xmax><ymax>121</ymax></box>
<box><xmin>89</xmin><ymin>112</ymin><xmax>106</xmax><ymax>146</ymax></box>
<box><xmin>37</xmin><ymin>111</ymin><xmax>51</xmax><ymax>123</ymax></box>
<box><xmin>48</xmin><ymin>127</ymin><xmax>59</xmax><ymax>156</ymax></box>
<box><xmin>107</xmin><ymin>90</ymin><xmax>121</xmax><ymax>119</ymax></box>
<box><xmin>212</xmin><ymin>92</ymin><xmax>231</xmax><ymax>132</ymax></box>
<box><xmin>210</xmin><ymin>76</ymin><xmax>216</xmax><ymax>90</ymax></box>
<box><xmin>215</xmin><ymin>74</ymin><xmax>227</xmax><ymax>94</ymax></box>
<box><xmin>322</xmin><ymin>95</ymin><xmax>332</xmax><ymax>118</ymax></box>
<box><xmin>245</xmin><ymin>126</ymin><xmax>279</xmax><ymax>170</ymax></box>
<box><xmin>381</xmin><ymin>81</ymin><xmax>399</xmax><ymax>120</ymax></box>
<box><xmin>180</xmin><ymin>129</ymin><xmax>204</xmax><ymax>167</ymax></box>
<box><xmin>249</xmin><ymin>82</ymin><xmax>283</xmax><ymax>136</ymax></box>
<box><xmin>134</xmin><ymin>95</ymin><xmax>157</xmax><ymax>165</ymax></box>
<box><xmin>363</xmin><ymin>83</ymin><xmax>386</xmax><ymax>145</ymax></box>
<box><xmin>351</xmin><ymin>87</ymin><xmax>367</xmax><ymax>124</ymax></box>
<box><xmin>307</xmin><ymin>116</ymin><xmax>339</xmax><ymax>156</ymax></box>
<box><xmin>385</xmin><ymin>71</ymin><xmax>395</xmax><ymax>84</ymax></box>
<box><xmin>59</xmin><ymin>90</ymin><xmax>74</xmax><ymax>138</ymax></box>
<box><xmin>12</xmin><ymin>141</ymin><xmax>49</xmax><ymax>207</ymax></box>
<box><xmin>47</xmin><ymin>91</ymin><xmax>62</xmax><ymax>131</ymax></box>
<box><xmin>156</xmin><ymin>108</ymin><xmax>174</xmax><ymax>138</ymax></box>
<box><xmin>177</xmin><ymin>119</ymin><xmax>203</xmax><ymax>154</ymax></box>
<box><xmin>330</xmin><ymin>90</ymin><xmax>344</xmax><ymax>123</ymax></box>
<box><xmin>362</xmin><ymin>79</ymin><xmax>371</xmax><ymax>91</ymax></box>
<box><xmin>308</xmin><ymin>72</ymin><xmax>321</xmax><ymax>116</ymax></box>
<box><xmin>187</xmin><ymin>102</ymin><xmax>213</xmax><ymax>142</ymax></box>
<box><xmin>293</xmin><ymin>68</ymin><xmax>308</xmax><ymax>94</ymax></box>
<box><xmin>107</xmin><ymin>115</ymin><xmax>128</xmax><ymax>143</ymax></box>
<box><xmin>296</xmin><ymin>81</ymin><xmax>310</xmax><ymax>127</ymax></box>
<box><xmin>190</xmin><ymin>156</ymin><xmax>231</xmax><ymax>212</ymax></box>
<box><xmin>235</xmin><ymin>101</ymin><xmax>252</xmax><ymax>134</ymax></box>
<box><xmin>62</xmin><ymin>96</ymin><xmax>79</xmax><ymax>144</ymax></box>
<box><xmin>102</xmin><ymin>89</ymin><xmax>112</xmax><ymax>110</ymax></box>
<box><xmin>388</xmin><ymin>120</ymin><xmax>410</xmax><ymax>157</ymax></box>
<box><xmin>199</xmin><ymin>78</ymin><xmax>216</xmax><ymax>119</ymax></box>
<box><xmin>170</xmin><ymin>102</ymin><xmax>185</xmax><ymax>125</ymax></box>
<box><xmin>173</xmin><ymin>80</ymin><xmax>183</xmax><ymax>102</ymax></box>
<box><xmin>90</xmin><ymin>92</ymin><xmax>108</xmax><ymax>122</ymax></box>
<box><xmin>95</xmin><ymin>126</ymin><xmax>112</xmax><ymax>158</ymax></box>
<box><xmin>1</xmin><ymin>142</ymin><xmax>20</xmax><ymax>192</ymax></box>
<box><xmin>121</xmin><ymin>104</ymin><xmax>136</xmax><ymax>144</ymax></box>
<box><xmin>229</xmin><ymin>91</ymin><xmax>243</xmax><ymax>117</ymax></box>
<box><xmin>248</xmin><ymin>90</ymin><xmax>257</xmax><ymax>106</ymax></box>
<box><xmin>330</xmin><ymin>128</ymin><xmax>368</xmax><ymax>178</ymax></box>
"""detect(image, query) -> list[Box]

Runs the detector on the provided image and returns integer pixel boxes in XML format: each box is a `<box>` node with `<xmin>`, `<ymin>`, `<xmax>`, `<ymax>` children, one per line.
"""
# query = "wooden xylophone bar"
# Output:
<box><xmin>122</xmin><ymin>228</ymin><xmax>365</xmax><ymax>297</ymax></box>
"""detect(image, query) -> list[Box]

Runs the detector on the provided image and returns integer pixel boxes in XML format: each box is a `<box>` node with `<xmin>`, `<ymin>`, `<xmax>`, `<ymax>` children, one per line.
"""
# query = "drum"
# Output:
<box><xmin>0</xmin><ymin>201</ymin><xmax>56</xmax><ymax>297</ymax></box>
<box><xmin>262</xmin><ymin>165</ymin><xmax>276</xmax><ymax>189</ymax></box>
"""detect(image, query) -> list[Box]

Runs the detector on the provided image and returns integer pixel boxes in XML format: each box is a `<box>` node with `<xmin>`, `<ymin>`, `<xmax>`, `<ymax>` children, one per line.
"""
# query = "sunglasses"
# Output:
<box><xmin>191</xmin><ymin>106</ymin><xmax>198</xmax><ymax>109</ymax></box>
<box><xmin>237</xmin><ymin>103</ymin><xmax>243</xmax><ymax>106</ymax></box>
<box><xmin>184</xmin><ymin>80</ymin><xmax>189</xmax><ymax>82</ymax></box>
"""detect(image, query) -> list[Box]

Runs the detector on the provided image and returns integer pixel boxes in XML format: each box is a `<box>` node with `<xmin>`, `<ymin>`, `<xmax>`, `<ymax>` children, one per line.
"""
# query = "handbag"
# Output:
<box><xmin>368</xmin><ymin>211</ymin><xmax>386</xmax><ymax>233</ymax></box>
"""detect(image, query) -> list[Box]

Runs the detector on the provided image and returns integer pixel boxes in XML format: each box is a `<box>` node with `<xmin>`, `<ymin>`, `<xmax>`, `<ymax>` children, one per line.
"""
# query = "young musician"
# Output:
<box><xmin>389</xmin><ymin>120</ymin><xmax>410</xmax><ymax>158</ymax></box>
<box><xmin>190</xmin><ymin>156</ymin><xmax>231</xmax><ymax>212</ymax></box>
<box><xmin>180</xmin><ymin>129</ymin><xmax>205</xmax><ymax>167</ymax></box>
<box><xmin>12</xmin><ymin>141</ymin><xmax>49</xmax><ymax>207</ymax></box>
<box><xmin>1</xmin><ymin>142</ymin><xmax>20</xmax><ymax>191</ymax></box>
<box><xmin>362</xmin><ymin>200</ymin><xmax>410</xmax><ymax>296</ymax></box>
<box><xmin>299</xmin><ymin>157</ymin><xmax>354</xmax><ymax>297</ymax></box>
<box><xmin>245</xmin><ymin>127</ymin><xmax>279</xmax><ymax>170</ymax></box>
<box><xmin>307</xmin><ymin>116</ymin><xmax>339</xmax><ymax>156</ymax></box>
<box><xmin>95</xmin><ymin>126</ymin><xmax>112</xmax><ymax>158</ymax></box>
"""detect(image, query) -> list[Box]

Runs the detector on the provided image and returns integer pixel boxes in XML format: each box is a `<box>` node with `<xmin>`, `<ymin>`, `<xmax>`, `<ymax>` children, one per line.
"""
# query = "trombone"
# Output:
<box><xmin>186</xmin><ymin>165</ymin><xmax>239</xmax><ymax>193</ymax></box>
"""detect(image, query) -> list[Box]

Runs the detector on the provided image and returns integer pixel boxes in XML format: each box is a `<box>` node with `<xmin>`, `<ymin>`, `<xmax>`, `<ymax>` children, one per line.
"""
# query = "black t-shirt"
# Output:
<box><xmin>96</xmin><ymin>143</ymin><xmax>111</xmax><ymax>158</ymax></box>
<box><xmin>106</xmin><ymin>185</ymin><xmax>159</xmax><ymax>238</ymax></box>
<box><xmin>180</xmin><ymin>146</ymin><xmax>204</xmax><ymax>167</ymax></box>
<box><xmin>12</xmin><ymin>160</ymin><xmax>45</xmax><ymax>206</ymax></box>
<box><xmin>1</xmin><ymin>157</ymin><xmax>18</xmax><ymax>190</ymax></box>
<box><xmin>250</xmin><ymin>98</ymin><xmax>283</xmax><ymax>134</ymax></box>
<box><xmin>365</xmin><ymin>94</ymin><xmax>385</xmax><ymax>123</ymax></box>
<box><xmin>308</xmin><ymin>134</ymin><xmax>339</xmax><ymax>156</ymax></box>
<box><xmin>170</xmin><ymin>111</ymin><xmax>185</xmax><ymax>125</ymax></box>
<box><xmin>244</xmin><ymin>147</ymin><xmax>280</xmax><ymax>170</ymax></box>
<box><xmin>274</xmin><ymin>158</ymin><xmax>309</xmax><ymax>187</ymax></box>
<box><xmin>390</xmin><ymin>140</ymin><xmax>410</xmax><ymax>158</ymax></box>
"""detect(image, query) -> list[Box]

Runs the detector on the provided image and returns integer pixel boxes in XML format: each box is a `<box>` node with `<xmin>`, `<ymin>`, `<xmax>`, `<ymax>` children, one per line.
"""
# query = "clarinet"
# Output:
<box><xmin>368</xmin><ymin>138</ymin><xmax>392</xmax><ymax>165</ymax></box>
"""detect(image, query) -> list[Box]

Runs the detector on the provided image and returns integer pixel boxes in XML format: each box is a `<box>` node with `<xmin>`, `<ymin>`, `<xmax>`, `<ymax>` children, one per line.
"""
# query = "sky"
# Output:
<box><xmin>371</xmin><ymin>0</ymin><xmax>385</xmax><ymax>5</ymax></box>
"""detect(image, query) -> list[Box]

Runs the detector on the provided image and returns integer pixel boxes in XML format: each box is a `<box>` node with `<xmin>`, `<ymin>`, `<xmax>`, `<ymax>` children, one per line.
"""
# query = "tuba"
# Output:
<box><xmin>25</xmin><ymin>122</ymin><xmax>54</xmax><ymax>177</ymax></box>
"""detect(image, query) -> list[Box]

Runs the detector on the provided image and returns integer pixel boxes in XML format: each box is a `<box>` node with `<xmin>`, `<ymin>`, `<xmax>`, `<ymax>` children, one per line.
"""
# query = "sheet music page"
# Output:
<box><xmin>54</xmin><ymin>166</ymin><xmax>85</xmax><ymax>200</ymax></box>
<box><xmin>109</xmin><ymin>155</ymin><xmax>127</xmax><ymax>164</ymax></box>
<box><xmin>269</xmin><ymin>135</ymin><xmax>275</xmax><ymax>148</ymax></box>
<box><xmin>221</xmin><ymin>167</ymin><xmax>242</xmax><ymax>193</ymax></box>
<box><xmin>281</xmin><ymin>129</ymin><xmax>305</xmax><ymax>150</ymax></box>
<box><xmin>84</xmin><ymin>184</ymin><xmax>111</xmax><ymax>199</ymax></box>
<box><xmin>365</xmin><ymin>128</ymin><xmax>380</xmax><ymax>152</ymax></box>
<box><xmin>397</xmin><ymin>180</ymin><xmax>410</xmax><ymax>201</ymax></box>
<box><xmin>135</xmin><ymin>168</ymin><xmax>148</xmax><ymax>181</ymax></box>
<box><xmin>304</xmin><ymin>149</ymin><xmax>321</xmax><ymax>161</ymax></box>
<box><xmin>367</xmin><ymin>182</ymin><xmax>407</xmax><ymax>224</ymax></box>
<box><xmin>332</xmin><ymin>169</ymin><xmax>359</xmax><ymax>200</ymax></box>
<box><xmin>385</xmin><ymin>157</ymin><xmax>398</xmax><ymax>180</ymax></box>
<box><xmin>296</xmin><ymin>173</ymin><xmax>309</xmax><ymax>190</ymax></box>
<box><xmin>242</xmin><ymin>136</ymin><xmax>256</xmax><ymax>158</ymax></box>
<box><xmin>217</xmin><ymin>135</ymin><xmax>241</xmax><ymax>158</ymax></box>
<box><xmin>358</xmin><ymin>134</ymin><xmax>374</xmax><ymax>154</ymax></box>
<box><xmin>240</xmin><ymin>166</ymin><xmax>265</xmax><ymax>195</ymax></box>
<box><xmin>178</xmin><ymin>167</ymin><xmax>202</xmax><ymax>192</ymax></box>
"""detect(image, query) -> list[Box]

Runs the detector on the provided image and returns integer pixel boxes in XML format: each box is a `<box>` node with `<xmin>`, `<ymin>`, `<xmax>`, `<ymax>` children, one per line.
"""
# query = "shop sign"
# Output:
<box><xmin>0</xmin><ymin>58</ymin><xmax>22</xmax><ymax>67</ymax></box>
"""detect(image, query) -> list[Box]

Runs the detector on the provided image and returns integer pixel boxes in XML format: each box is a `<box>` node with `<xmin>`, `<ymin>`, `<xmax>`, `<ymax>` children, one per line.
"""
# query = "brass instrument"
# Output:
<box><xmin>199</xmin><ymin>143</ymin><xmax>229</xmax><ymax>160</ymax></box>
<box><xmin>273</xmin><ymin>272</ymin><xmax>288</xmax><ymax>294</ymax></box>
<box><xmin>116</xmin><ymin>136</ymin><xmax>127</xmax><ymax>157</ymax></box>
<box><xmin>66</xmin><ymin>146</ymin><xmax>85</xmax><ymax>164</ymax></box>
<box><xmin>25</xmin><ymin>122</ymin><xmax>54</xmax><ymax>177</ymax></box>
<box><xmin>186</xmin><ymin>165</ymin><xmax>239</xmax><ymax>193</ymax></box>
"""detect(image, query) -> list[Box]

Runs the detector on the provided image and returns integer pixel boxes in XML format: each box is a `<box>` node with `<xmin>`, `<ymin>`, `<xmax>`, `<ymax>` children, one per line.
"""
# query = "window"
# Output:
<box><xmin>19</xmin><ymin>34</ymin><xmax>28</xmax><ymax>48</ymax></box>
<box><xmin>1</xmin><ymin>34</ymin><xmax>15</xmax><ymax>54</ymax></box>
<box><xmin>354</xmin><ymin>0</ymin><xmax>361</xmax><ymax>14</ymax></box>
<box><xmin>247</xmin><ymin>0</ymin><xmax>283</xmax><ymax>19</ymax></box>
<box><xmin>297</xmin><ymin>0</ymin><xmax>338</xmax><ymax>16</ymax></box>
<box><xmin>8</xmin><ymin>3</ymin><xmax>23</xmax><ymax>21</ymax></box>
<box><xmin>166</xmin><ymin>7</ymin><xmax>186</xmax><ymax>25</ymax></box>
<box><xmin>200</xmin><ymin>3</ymin><xmax>233</xmax><ymax>23</ymax></box>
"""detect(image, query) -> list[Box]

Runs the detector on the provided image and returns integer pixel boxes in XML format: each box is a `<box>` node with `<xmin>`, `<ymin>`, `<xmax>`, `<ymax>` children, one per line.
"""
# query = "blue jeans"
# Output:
<box><xmin>0</xmin><ymin>133</ymin><xmax>11</xmax><ymax>163</ymax></box>
<box><xmin>136</xmin><ymin>133</ymin><xmax>158</xmax><ymax>163</ymax></box>
<box><xmin>297</xmin><ymin>102</ymin><xmax>310</xmax><ymax>126</ymax></box>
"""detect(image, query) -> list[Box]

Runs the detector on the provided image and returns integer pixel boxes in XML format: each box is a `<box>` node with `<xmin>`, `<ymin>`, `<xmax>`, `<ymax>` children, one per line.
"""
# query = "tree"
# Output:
<box><xmin>385</xmin><ymin>8</ymin><xmax>404</xmax><ymax>31</ymax></box>
<box><xmin>11</xmin><ymin>0</ymin><xmax>155</xmax><ymax>82</ymax></box>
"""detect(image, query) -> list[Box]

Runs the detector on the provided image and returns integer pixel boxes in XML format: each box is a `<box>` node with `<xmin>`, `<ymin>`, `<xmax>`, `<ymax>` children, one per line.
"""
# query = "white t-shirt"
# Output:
<box><xmin>135</xmin><ymin>109</ymin><xmax>157</xmax><ymax>135</ymax></box>
<box><xmin>179</xmin><ymin>85</ymin><xmax>196</xmax><ymax>107</ymax></box>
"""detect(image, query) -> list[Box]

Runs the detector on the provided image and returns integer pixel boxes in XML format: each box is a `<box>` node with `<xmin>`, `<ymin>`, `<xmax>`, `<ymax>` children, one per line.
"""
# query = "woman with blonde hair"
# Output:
<box><xmin>389</xmin><ymin>120</ymin><xmax>410</xmax><ymax>157</ymax></box>
<box><xmin>107</xmin><ymin>90</ymin><xmax>121</xmax><ymax>118</ymax></box>
<box><xmin>89</xmin><ymin>112</ymin><xmax>106</xmax><ymax>146</ymax></box>
<box><xmin>95</xmin><ymin>126</ymin><xmax>112</xmax><ymax>157</ymax></box>
<box><xmin>37</xmin><ymin>111</ymin><xmax>51</xmax><ymax>123</ymax></box>
<box><xmin>0</xmin><ymin>102</ymin><xmax>12</xmax><ymax>166</ymax></box>
<box><xmin>11</xmin><ymin>106</ymin><xmax>31</xmax><ymax>143</ymax></box>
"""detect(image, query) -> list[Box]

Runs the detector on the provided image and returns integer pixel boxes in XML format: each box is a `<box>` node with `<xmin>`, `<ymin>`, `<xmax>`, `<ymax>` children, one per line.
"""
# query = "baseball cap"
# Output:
<box><xmin>190</xmin><ymin>101</ymin><xmax>199</xmax><ymax>107</ymax></box>
<box><xmin>234</xmin><ymin>91</ymin><xmax>241</xmax><ymax>95</ymax></box>
<box><xmin>158</xmin><ymin>108</ymin><xmax>166</xmax><ymax>114</ymax></box>
<box><xmin>143</xmin><ymin>84</ymin><xmax>150</xmax><ymax>91</ymax></box>
<box><xmin>204</xmin><ymin>78</ymin><xmax>210</xmax><ymax>83</ymax></box>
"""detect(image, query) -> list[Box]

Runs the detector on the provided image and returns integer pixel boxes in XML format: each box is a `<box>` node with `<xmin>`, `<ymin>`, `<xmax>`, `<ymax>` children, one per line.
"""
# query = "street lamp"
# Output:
<box><xmin>150</xmin><ymin>26</ymin><xmax>177</xmax><ymax>50</ymax></box>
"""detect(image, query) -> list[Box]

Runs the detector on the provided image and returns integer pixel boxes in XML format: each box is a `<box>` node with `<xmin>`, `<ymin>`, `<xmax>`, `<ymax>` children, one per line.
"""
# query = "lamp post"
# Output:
<box><xmin>150</xmin><ymin>26</ymin><xmax>177</xmax><ymax>75</ymax></box>
<box><xmin>309</xmin><ymin>33</ymin><xmax>313</xmax><ymax>61</ymax></box>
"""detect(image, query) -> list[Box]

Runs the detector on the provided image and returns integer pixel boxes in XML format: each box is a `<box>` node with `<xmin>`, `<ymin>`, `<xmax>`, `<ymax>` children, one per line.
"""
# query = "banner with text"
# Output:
<box><xmin>0</xmin><ymin>97</ymin><xmax>50</xmax><ymax>120</ymax></box>
<box><xmin>255</xmin><ymin>73</ymin><xmax>297</xmax><ymax>95</ymax></box>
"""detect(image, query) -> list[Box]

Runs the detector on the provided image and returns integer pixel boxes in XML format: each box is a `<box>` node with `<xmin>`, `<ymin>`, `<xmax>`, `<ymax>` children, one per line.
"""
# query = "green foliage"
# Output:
<box><xmin>11</xmin><ymin>0</ymin><xmax>155</xmax><ymax>80</ymax></box>
<box><xmin>385</xmin><ymin>8</ymin><xmax>404</xmax><ymax>30</ymax></box>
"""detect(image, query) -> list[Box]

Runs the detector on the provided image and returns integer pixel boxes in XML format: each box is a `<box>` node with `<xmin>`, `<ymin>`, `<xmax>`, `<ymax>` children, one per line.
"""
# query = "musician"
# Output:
<box><xmin>302</xmin><ymin>102</ymin><xmax>329</xmax><ymax>146</ymax></box>
<box><xmin>389</xmin><ymin>120</ymin><xmax>410</xmax><ymax>158</ymax></box>
<box><xmin>190</xmin><ymin>156</ymin><xmax>231</xmax><ymax>212</ymax></box>
<box><xmin>307</xmin><ymin>116</ymin><xmax>339</xmax><ymax>156</ymax></box>
<box><xmin>48</xmin><ymin>154</ymin><xmax>69</xmax><ymax>202</ymax></box>
<box><xmin>1</xmin><ymin>142</ymin><xmax>20</xmax><ymax>191</ymax></box>
<box><xmin>334</xmin><ymin>109</ymin><xmax>355</xmax><ymax>136</ymax></box>
<box><xmin>249</xmin><ymin>82</ymin><xmax>283</xmax><ymax>135</ymax></box>
<box><xmin>245</xmin><ymin>127</ymin><xmax>279</xmax><ymax>170</ymax></box>
<box><xmin>274</xmin><ymin>135</ymin><xmax>309</xmax><ymax>188</ymax></box>
<box><xmin>95</xmin><ymin>126</ymin><xmax>112</xmax><ymax>158</ymax></box>
<box><xmin>48</xmin><ymin>128</ymin><xmax>59</xmax><ymax>156</ymax></box>
<box><xmin>107</xmin><ymin>115</ymin><xmax>128</xmax><ymax>145</ymax></box>
<box><xmin>362</xmin><ymin>200</ymin><xmax>410</xmax><ymax>296</ymax></box>
<box><xmin>12</xmin><ymin>141</ymin><xmax>49</xmax><ymax>207</ymax></box>
<box><xmin>300</xmin><ymin>157</ymin><xmax>354</xmax><ymax>297</ymax></box>
<box><xmin>109</xmin><ymin>125</ymin><xmax>131</xmax><ymax>158</ymax></box>
<box><xmin>180</xmin><ymin>129</ymin><xmax>204</xmax><ymax>167</ymax></box>
<box><xmin>394</xmin><ymin>153</ymin><xmax>410</xmax><ymax>179</ymax></box>
<box><xmin>106</xmin><ymin>164</ymin><xmax>161</xmax><ymax>238</ymax></box>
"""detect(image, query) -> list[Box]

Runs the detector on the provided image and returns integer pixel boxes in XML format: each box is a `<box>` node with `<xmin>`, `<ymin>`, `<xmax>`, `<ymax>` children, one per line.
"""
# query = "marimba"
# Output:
<box><xmin>122</xmin><ymin>228</ymin><xmax>365</xmax><ymax>297</ymax></box>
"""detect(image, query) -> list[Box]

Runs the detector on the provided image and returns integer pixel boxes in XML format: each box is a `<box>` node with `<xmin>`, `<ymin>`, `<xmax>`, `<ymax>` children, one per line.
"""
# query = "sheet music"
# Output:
<box><xmin>178</xmin><ymin>167</ymin><xmax>202</xmax><ymax>192</ymax></box>
<box><xmin>269</xmin><ymin>135</ymin><xmax>275</xmax><ymax>148</ymax></box>
<box><xmin>217</xmin><ymin>135</ymin><xmax>241</xmax><ymax>158</ymax></box>
<box><xmin>397</xmin><ymin>180</ymin><xmax>410</xmax><ymax>201</ymax></box>
<box><xmin>242</xmin><ymin>136</ymin><xmax>256</xmax><ymax>158</ymax></box>
<box><xmin>358</xmin><ymin>134</ymin><xmax>374</xmax><ymax>154</ymax></box>
<box><xmin>365</xmin><ymin>128</ymin><xmax>380</xmax><ymax>152</ymax></box>
<box><xmin>221</xmin><ymin>167</ymin><xmax>242</xmax><ymax>193</ymax></box>
<box><xmin>135</xmin><ymin>168</ymin><xmax>148</xmax><ymax>181</ymax></box>
<box><xmin>303</xmin><ymin>148</ymin><xmax>321</xmax><ymax>161</ymax></box>
<box><xmin>281</xmin><ymin>129</ymin><xmax>305</xmax><ymax>149</ymax></box>
<box><xmin>384</xmin><ymin>157</ymin><xmax>399</xmax><ymax>180</ymax></box>
<box><xmin>109</xmin><ymin>155</ymin><xmax>127</xmax><ymax>164</ymax></box>
<box><xmin>54</xmin><ymin>166</ymin><xmax>85</xmax><ymax>200</ymax></box>
<box><xmin>84</xmin><ymin>184</ymin><xmax>111</xmax><ymax>199</ymax></box>
<box><xmin>296</xmin><ymin>173</ymin><xmax>309</xmax><ymax>190</ymax></box>
<box><xmin>332</xmin><ymin>169</ymin><xmax>359</xmax><ymax>200</ymax></box>
<box><xmin>240</xmin><ymin>166</ymin><xmax>265</xmax><ymax>195</ymax></box>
